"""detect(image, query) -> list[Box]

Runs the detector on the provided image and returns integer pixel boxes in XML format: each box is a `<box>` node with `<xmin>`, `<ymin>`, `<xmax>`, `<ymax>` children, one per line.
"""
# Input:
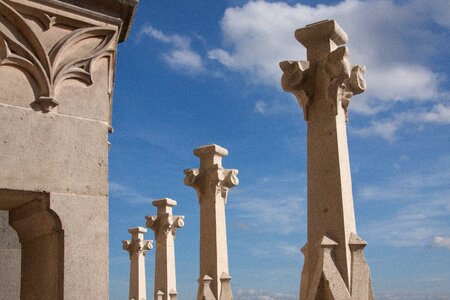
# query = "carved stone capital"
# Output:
<box><xmin>145</xmin><ymin>198</ymin><xmax>184</xmax><ymax>241</ymax></box>
<box><xmin>122</xmin><ymin>227</ymin><xmax>153</xmax><ymax>259</ymax></box>
<box><xmin>0</xmin><ymin>0</ymin><xmax>118</xmax><ymax>113</ymax></box>
<box><xmin>280</xmin><ymin>20</ymin><xmax>366</xmax><ymax>122</ymax></box>
<box><xmin>184</xmin><ymin>144</ymin><xmax>239</xmax><ymax>203</ymax></box>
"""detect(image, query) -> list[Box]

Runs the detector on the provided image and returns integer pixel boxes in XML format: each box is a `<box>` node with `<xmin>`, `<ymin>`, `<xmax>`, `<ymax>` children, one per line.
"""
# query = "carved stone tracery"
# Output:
<box><xmin>0</xmin><ymin>0</ymin><xmax>117</xmax><ymax>113</ymax></box>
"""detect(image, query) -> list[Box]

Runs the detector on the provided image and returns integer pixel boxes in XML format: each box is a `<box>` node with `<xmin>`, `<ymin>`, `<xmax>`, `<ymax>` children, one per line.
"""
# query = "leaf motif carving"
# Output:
<box><xmin>0</xmin><ymin>0</ymin><xmax>51</xmax><ymax>97</ymax></box>
<box><xmin>0</xmin><ymin>0</ymin><xmax>117</xmax><ymax>112</ymax></box>
<box><xmin>50</xmin><ymin>27</ymin><xmax>116</xmax><ymax>88</ymax></box>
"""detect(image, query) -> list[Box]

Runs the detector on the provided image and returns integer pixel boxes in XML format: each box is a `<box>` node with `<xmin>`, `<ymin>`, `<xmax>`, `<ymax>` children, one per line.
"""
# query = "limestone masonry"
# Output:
<box><xmin>0</xmin><ymin>0</ymin><xmax>137</xmax><ymax>298</ymax></box>
<box><xmin>280</xmin><ymin>20</ymin><xmax>374</xmax><ymax>299</ymax></box>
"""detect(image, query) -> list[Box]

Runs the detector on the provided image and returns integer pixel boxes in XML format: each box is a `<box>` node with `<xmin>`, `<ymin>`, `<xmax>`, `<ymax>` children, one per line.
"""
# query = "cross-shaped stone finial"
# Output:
<box><xmin>280</xmin><ymin>20</ymin><xmax>366</xmax><ymax>122</ymax></box>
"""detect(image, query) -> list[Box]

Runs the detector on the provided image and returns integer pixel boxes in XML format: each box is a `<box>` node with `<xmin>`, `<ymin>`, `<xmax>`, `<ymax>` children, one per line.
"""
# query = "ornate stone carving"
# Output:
<box><xmin>146</xmin><ymin>198</ymin><xmax>184</xmax><ymax>300</ymax></box>
<box><xmin>185</xmin><ymin>144</ymin><xmax>238</xmax><ymax>300</ymax></box>
<box><xmin>280</xmin><ymin>33</ymin><xmax>366</xmax><ymax>122</ymax></box>
<box><xmin>0</xmin><ymin>0</ymin><xmax>116</xmax><ymax>112</ymax></box>
<box><xmin>122</xmin><ymin>238</ymin><xmax>153</xmax><ymax>259</ymax></box>
<box><xmin>280</xmin><ymin>20</ymin><xmax>373</xmax><ymax>300</ymax></box>
<box><xmin>184</xmin><ymin>145</ymin><xmax>239</xmax><ymax>204</ymax></box>
<box><xmin>123</xmin><ymin>227</ymin><xmax>152</xmax><ymax>300</ymax></box>
<box><xmin>146</xmin><ymin>212</ymin><xmax>184</xmax><ymax>242</ymax></box>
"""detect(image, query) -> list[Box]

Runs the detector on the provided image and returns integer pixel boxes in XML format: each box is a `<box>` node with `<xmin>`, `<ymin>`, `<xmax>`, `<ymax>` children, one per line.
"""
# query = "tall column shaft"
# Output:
<box><xmin>123</xmin><ymin>227</ymin><xmax>153</xmax><ymax>300</ymax></box>
<box><xmin>307</xmin><ymin>81</ymin><xmax>356</xmax><ymax>286</ymax></box>
<box><xmin>280</xmin><ymin>20</ymin><xmax>373</xmax><ymax>299</ymax></box>
<box><xmin>199</xmin><ymin>184</ymin><xmax>229</xmax><ymax>291</ymax></box>
<box><xmin>184</xmin><ymin>144</ymin><xmax>238</xmax><ymax>300</ymax></box>
<box><xmin>146</xmin><ymin>198</ymin><xmax>184</xmax><ymax>300</ymax></box>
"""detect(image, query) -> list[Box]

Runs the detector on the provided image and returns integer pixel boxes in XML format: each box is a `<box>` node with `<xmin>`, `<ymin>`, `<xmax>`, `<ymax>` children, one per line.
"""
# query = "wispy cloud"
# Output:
<box><xmin>351</xmin><ymin>103</ymin><xmax>450</xmax><ymax>140</ymax></box>
<box><xmin>253</xmin><ymin>97</ymin><xmax>297</xmax><ymax>116</ymax></box>
<box><xmin>109</xmin><ymin>182</ymin><xmax>152</xmax><ymax>205</ymax></box>
<box><xmin>235</xmin><ymin>288</ymin><xmax>297</xmax><ymax>300</ymax></box>
<box><xmin>139</xmin><ymin>24</ymin><xmax>204</xmax><ymax>72</ymax></box>
<box><xmin>364</xmin><ymin>200</ymin><xmax>450</xmax><ymax>247</ymax></box>
<box><xmin>209</xmin><ymin>0</ymin><xmax>447</xmax><ymax>102</ymax></box>
<box><xmin>204</xmin><ymin>0</ymin><xmax>450</xmax><ymax>138</ymax></box>
<box><xmin>431</xmin><ymin>236</ymin><xmax>450</xmax><ymax>250</ymax></box>
<box><xmin>376</xmin><ymin>291</ymin><xmax>450</xmax><ymax>300</ymax></box>
<box><xmin>230</xmin><ymin>173</ymin><xmax>306</xmax><ymax>235</ymax></box>
<box><xmin>358</xmin><ymin>156</ymin><xmax>450</xmax><ymax>247</ymax></box>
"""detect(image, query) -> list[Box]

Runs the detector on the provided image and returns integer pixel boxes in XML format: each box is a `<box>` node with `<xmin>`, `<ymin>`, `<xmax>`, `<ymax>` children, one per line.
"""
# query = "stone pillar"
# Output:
<box><xmin>184</xmin><ymin>144</ymin><xmax>238</xmax><ymax>300</ymax></box>
<box><xmin>145</xmin><ymin>198</ymin><xmax>184</xmax><ymax>300</ymax></box>
<box><xmin>0</xmin><ymin>0</ymin><xmax>137</xmax><ymax>298</ymax></box>
<box><xmin>123</xmin><ymin>227</ymin><xmax>153</xmax><ymax>300</ymax></box>
<box><xmin>280</xmin><ymin>20</ymin><xmax>373</xmax><ymax>299</ymax></box>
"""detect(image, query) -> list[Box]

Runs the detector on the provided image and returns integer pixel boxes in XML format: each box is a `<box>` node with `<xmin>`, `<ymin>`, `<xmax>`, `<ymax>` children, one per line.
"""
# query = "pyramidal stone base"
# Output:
<box><xmin>300</xmin><ymin>234</ymin><xmax>373</xmax><ymax>300</ymax></box>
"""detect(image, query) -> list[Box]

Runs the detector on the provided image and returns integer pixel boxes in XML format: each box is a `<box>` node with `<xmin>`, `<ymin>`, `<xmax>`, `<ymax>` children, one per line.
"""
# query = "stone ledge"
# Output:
<box><xmin>34</xmin><ymin>0</ymin><xmax>138</xmax><ymax>41</ymax></box>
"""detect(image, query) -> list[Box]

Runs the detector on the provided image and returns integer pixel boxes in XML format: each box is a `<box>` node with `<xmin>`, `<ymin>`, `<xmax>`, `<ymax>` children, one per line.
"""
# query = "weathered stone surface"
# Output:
<box><xmin>0</xmin><ymin>106</ymin><xmax>109</xmax><ymax>196</ymax></box>
<box><xmin>280</xmin><ymin>20</ymin><xmax>373</xmax><ymax>299</ymax></box>
<box><xmin>0</xmin><ymin>0</ymin><xmax>137</xmax><ymax>298</ymax></box>
<box><xmin>51</xmin><ymin>193</ymin><xmax>110</xmax><ymax>299</ymax></box>
<box><xmin>184</xmin><ymin>144</ymin><xmax>238</xmax><ymax>300</ymax></box>
<box><xmin>0</xmin><ymin>211</ymin><xmax>21</xmax><ymax>300</ymax></box>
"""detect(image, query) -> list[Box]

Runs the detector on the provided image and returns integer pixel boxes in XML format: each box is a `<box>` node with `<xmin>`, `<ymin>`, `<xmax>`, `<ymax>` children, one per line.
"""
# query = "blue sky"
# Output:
<box><xmin>108</xmin><ymin>1</ymin><xmax>450</xmax><ymax>299</ymax></box>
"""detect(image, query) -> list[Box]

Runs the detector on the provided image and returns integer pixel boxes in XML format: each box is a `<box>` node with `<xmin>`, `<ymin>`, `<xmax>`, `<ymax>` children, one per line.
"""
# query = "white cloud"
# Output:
<box><xmin>235</xmin><ymin>288</ymin><xmax>297</xmax><ymax>300</ymax></box>
<box><xmin>208</xmin><ymin>0</ymin><xmax>448</xmax><ymax>114</ymax></box>
<box><xmin>230</xmin><ymin>173</ymin><xmax>306</xmax><ymax>235</ymax></box>
<box><xmin>351</xmin><ymin>103</ymin><xmax>450</xmax><ymax>139</ymax></box>
<box><xmin>163</xmin><ymin>49</ymin><xmax>203</xmax><ymax>71</ymax></box>
<box><xmin>254</xmin><ymin>100</ymin><xmax>267</xmax><ymax>115</ymax></box>
<box><xmin>377</xmin><ymin>291</ymin><xmax>450</xmax><ymax>300</ymax></box>
<box><xmin>139</xmin><ymin>25</ymin><xmax>204</xmax><ymax>72</ymax></box>
<box><xmin>358</xmin><ymin>157</ymin><xmax>450</xmax><ymax>247</ymax></box>
<box><xmin>368</xmin><ymin>65</ymin><xmax>440</xmax><ymax>101</ymax></box>
<box><xmin>416</xmin><ymin>104</ymin><xmax>450</xmax><ymax>124</ymax></box>
<box><xmin>253</xmin><ymin>98</ymin><xmax>296</xmax><ymax>116</ymax></box>
<box><xmin>351</xmin><ymin>119</ymin><xmax>400</xmax><ymax>141</ymax></box>
<box><xmin>109</xmin><ymin>182</ymin><xmax>151</xmax><ymax>205</ymax></box>
<box><xmin>431</xmin><ymin>236</ymin><xmax>450</xmax><ymax>250</ymax></box>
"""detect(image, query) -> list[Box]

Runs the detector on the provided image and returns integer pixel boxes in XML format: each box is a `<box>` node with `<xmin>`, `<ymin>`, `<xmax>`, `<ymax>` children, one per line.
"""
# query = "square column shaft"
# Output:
<box><xmin>123</xmin><ymin>227</ymin><xmax>153</xmax><ymax>300</ymax></box>
<box><xmin>184</xmin><ymin>144</ymin><xmax>238</xmax><ymax>300</ymax></box>
<box><xmin>146</xmin><ymin>198</ymin><xmax>184</xmax><ymax>300</ymax></box>
<box><xmin>280</xmin><ymin>20</ymin><xmax>373</xmax><ymax>299</ymax></box>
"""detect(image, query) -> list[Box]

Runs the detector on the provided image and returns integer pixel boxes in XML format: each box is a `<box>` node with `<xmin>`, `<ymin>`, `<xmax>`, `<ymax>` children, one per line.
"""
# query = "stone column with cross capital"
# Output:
<box><xmin>184</xmin><ymin>144</ymin><xmax>238</xmax><ymax>300</ymax></box>
<box><xmin>146</xmin><ymin>198</ymin><xmax>184</xmax><ymax>300</ymax></box>
<box><xmin>280</xmin><ymin>20</ymin><xmax>373</xmax><ymax>299</ymax></box>
<box><xmin>123</xmin><ymin>227</ymin><xmax>153</xmax><ymax>300</ymax></box>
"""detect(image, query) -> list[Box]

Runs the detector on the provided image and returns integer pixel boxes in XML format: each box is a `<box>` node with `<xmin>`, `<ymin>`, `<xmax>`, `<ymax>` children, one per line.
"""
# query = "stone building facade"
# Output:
<box><xmin>0</xmin><ymin>0</ymin><xmax>137</xmax><ymax>298</ymax></box>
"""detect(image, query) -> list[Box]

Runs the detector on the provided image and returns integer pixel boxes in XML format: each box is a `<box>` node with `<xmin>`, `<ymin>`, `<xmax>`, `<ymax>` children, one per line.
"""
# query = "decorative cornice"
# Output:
<box><xmin>145</xmin><ymin>214</ymin><xmax>184</xmax><ymax>241</ymax></box>
<box><xmin>184</xmin><ymin>145</ymin><xmax>239</xmax><ymax>203</ymax></box>
<box><xmin>122</xmin><ymin>238</ymin><xmax>153</xmax><ymax>258</ymax></box>
<box><xmin>0</xmin><ymin>0</ymin><xmax>117</xmax><ymax>113</ymax></box>
<box><xmin>184</xmin><ymin>167</ymin><xmax>239</xmax><ymax>203</ymax></box>
<box><xmin>280</xmin><ymin>31</ymin><xmax>366</xmax><ymax>122</ymax></box>
<box><xmin>145</xmin><ymin>198</ymin><xmax>184</xmax><ymax>241</ymax></box>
